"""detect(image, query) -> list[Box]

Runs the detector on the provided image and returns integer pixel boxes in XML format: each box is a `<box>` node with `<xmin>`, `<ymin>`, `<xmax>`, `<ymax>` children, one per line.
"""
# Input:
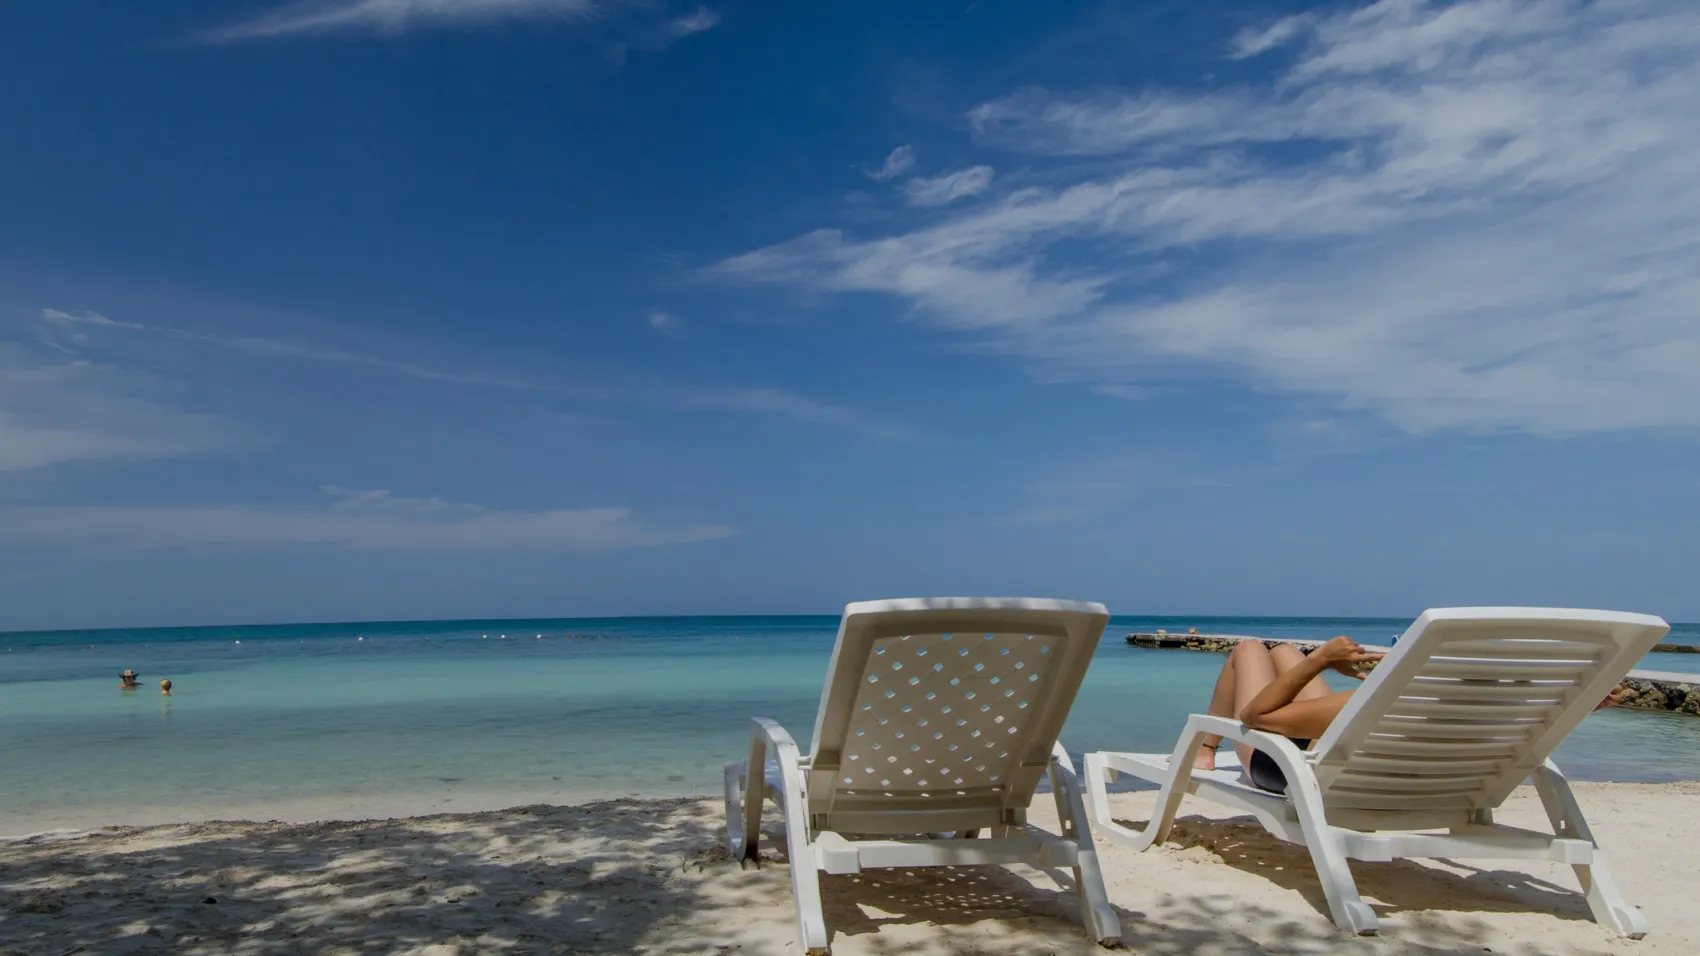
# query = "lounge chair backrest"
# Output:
<box><xmin>806</xmin><ymin>597</ymin><xmax>1109</xmax><ymax>835</ymax></box>
<box><xmin>1311</xmin><ymin>607</ymin><xmax>1668</xmax><ymax>828</ymax></box>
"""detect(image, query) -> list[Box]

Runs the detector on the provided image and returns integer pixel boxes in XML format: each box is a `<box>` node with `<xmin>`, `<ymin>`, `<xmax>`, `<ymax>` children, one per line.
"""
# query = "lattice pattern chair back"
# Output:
<box><xmin>805</xmin><ymin>597</ymin><xmax>1108</xmax><ymax>835</ymax></box>
<box><xmin>1311</xmin><ymin>607</ymin><xmax>1668</xmax><ymax>828</ymax></box>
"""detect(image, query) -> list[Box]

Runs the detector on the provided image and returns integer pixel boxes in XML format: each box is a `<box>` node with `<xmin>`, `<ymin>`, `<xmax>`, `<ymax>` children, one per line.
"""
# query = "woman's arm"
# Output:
<box><xmin>1239</xmin><ymin>637</ymin><xmax>1383</xmax><ymax>740</ymax></box>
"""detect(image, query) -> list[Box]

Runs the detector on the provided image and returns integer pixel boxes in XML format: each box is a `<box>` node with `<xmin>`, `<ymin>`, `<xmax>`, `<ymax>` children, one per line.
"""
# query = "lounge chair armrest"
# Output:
<box><xmin>730</xmin><ymin>718</ymin><xmax>812</xmax><ymax>864</ymax></box>
<box><xmin>750</xmin><ymin>717</ymin><xmax>802</xmax><ymax>755</ymax></box>
<box><xmin>748</xmin><ymin>717</ymin><xmax>809</xmax><ymax>798</ymax></box>
<box><xmin>1177</xmin><ymin>714</ymin><xmax>1311</xmax><ymax>764</ymax></box>
<box><xmin>1082</xmin><ymin>716</ymin><xmax>1312</xmax><ymax>859</ymax></box>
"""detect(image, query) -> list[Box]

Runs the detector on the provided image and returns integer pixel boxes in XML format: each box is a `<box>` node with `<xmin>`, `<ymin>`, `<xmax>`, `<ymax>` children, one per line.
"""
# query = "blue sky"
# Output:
<box><xmin>2</xmin><ymin>0</ymin><xmax>1697</xmax><ymax>630</ymax></box>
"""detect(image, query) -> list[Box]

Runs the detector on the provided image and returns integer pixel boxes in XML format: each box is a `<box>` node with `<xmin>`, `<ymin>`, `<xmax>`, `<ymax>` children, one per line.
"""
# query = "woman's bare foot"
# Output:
<box><xmin>1193</xmin><ymin>747</ymin><xmax>1216</xmax><ymax>772</ymax></box>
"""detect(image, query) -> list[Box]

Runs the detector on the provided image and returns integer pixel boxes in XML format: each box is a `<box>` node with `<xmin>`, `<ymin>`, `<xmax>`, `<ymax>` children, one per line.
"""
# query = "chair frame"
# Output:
<box><xmin>728</xmin><ymin>723</ymin><xmax>1118</xmax><ymax>953</ymax></box>
<box><xmin>1084</xmin><ymin>717</ymin><xmax>1640</xmax><ymax>935</ymax></box>
<box><xmin>722</xmin><ymin>597</ymin><xmax>1122</xmax><ymax>954</ymax></box>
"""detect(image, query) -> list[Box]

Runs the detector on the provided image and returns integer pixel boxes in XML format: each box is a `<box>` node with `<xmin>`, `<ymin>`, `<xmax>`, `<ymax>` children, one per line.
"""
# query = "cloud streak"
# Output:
<box><xmin>38</xmin><ymin>309</ymin><xmax>546</xmax><ymax>393</ymax></box>
<box><xmin>646</xmin><ymin>308</ymin><xmax>679</xmax><ymax>334</ymax></box>
<box><xmin>0</xmin><ymin>343</ymin><xmax>233</xmax><ymax>472</ymax></box>
<box><xmin>904</xmin><ymin>166</ymin><xmax>995</xmax><ymax>207</ymax></box>
<box><xmin>1</xmin><ymin>486</ymin><xmax>733</xmax><ymax>552</ymax></box>
<box><xmin>23</xmin><ymin>307</ymin><xmax>910</xmax><ymax>447</ymax></box>
<box><xmin>865</xmin><ymin>145</ymin><xmax>916</xmax><ymax>181</ymax></box>
<box><xmin>665</xmin><ymin>6</ymin><xmax>720</xmax><ymax>39</ymax></box>
<box><xmin>680</xmin><ymin>387</ymin><xmax>916</xmax><ymax>440</ymax></box>
<box><xmin>721</xmin><ymin>0</ymin><xmax>1700</xmax><ymax>435</ymax></box>
<box><xmin>199</xmin><ymin>0</ymin><xmax>598</xmax><ymax>41</ymax></box>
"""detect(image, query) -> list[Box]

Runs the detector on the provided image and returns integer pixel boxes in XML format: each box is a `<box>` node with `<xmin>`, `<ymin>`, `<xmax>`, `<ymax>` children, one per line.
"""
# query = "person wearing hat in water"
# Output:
<box><xmin>118</xmin><ymin>669</ymin><xmax>141</xmax><ymax>689</ymax></box>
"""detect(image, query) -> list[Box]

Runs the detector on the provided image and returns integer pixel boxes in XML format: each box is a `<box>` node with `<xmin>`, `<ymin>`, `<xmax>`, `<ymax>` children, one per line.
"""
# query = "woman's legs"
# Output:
<box><xmin>1195</xmin><ymin>651</ymin><xmax>1238</xmax><ymax>769</ymax></box>
<box><xmin>1199</xmin><ymin>640</ymin><xmax>1275</xmax><ymax>768</ymax></box>
<box><xmin>1197</xmin><ymin>641</ymin><xmax>1330</xmax><ymax>769</ymax></box>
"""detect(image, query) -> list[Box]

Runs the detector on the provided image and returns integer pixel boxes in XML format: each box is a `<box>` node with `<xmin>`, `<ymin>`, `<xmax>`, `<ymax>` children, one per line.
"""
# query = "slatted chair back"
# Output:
<box><xmin>804</xmin><ymin>597</ymin><xmax>1109</xmax><ymax>835</ymax></box>
<box><xmin>1311</xmin><ymin>607</ymin><xmax>1668</xmax><ymax>829</ymax></box>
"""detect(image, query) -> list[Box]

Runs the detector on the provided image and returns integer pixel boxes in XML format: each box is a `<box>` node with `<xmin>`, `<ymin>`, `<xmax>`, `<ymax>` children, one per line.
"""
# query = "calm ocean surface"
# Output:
<box><xmin>3</xmin><ymin>614</ymin><xmax>1698</xmax><ymax>833</ymax></box>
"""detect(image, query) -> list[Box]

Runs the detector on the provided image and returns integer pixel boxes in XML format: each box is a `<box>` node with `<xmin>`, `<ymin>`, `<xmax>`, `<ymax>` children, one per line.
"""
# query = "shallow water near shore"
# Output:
<box><xmin>2</xmin><ymin>614</ymin><xmax>1697</xmax><ymax>834</ymax></box>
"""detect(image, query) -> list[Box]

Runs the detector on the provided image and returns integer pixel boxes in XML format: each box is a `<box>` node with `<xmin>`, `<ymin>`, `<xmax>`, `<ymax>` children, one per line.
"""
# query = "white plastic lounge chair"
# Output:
<box><xmin>724</xmin><ymin>597</ymin><xmax>1121</xmax><ymax>954</ymax></box>
<box><xmin>1083</xmin><ymin>607</ymin><xmax>1669</xmax><ymax>938</ymax></box>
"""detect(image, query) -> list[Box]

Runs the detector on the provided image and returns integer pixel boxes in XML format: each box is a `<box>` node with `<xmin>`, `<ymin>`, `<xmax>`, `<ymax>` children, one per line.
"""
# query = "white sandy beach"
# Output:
<box><xmin>2</xmin><ymin>780</ymin><xmax>1695</xmax><ymax>955</ymax></box>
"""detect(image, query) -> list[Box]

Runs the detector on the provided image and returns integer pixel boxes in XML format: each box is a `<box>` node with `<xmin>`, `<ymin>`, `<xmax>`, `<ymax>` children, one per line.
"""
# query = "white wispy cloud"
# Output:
<box><xmin>967</xmin><ymin>88</ymin><xmax>1259</xmax><ymax>156</ymax></box>
<box><xmin>24</xmin><ymin>306</ymin><xmax>909</xmax><ymax>442</ymax></box>
<box><xmin>681</xmin><ymin>387</ymin><xmax>916</xmax><ymax>440</ymax></box>
<box><xmin>200</xmin><ymin>0</ymin><xmax>597</xmax><ymax>42</ymax></box>
<box><xmin>1</xmin><ymin>486</ymin><xmax>733</xmax><ymax>552</ymax></box>
<box><xmin>666</xmin><ymin>5</ymin><xmax>720</xmax><ymax>39</ymax></box>
<box><xmin>716</xmin><ymin>228</ymin><xmax>1109</xmax><ymax>331</ymax></box>
<box><xmin>865</xmin><ymin>145</ymin><xmax>917</xmax><ymax>181</ymax></box>
<box><xmin>1008</xmin><ymin>453</ymin><xmax>1235</xmax><ymax>525</ymax></box>
<box><xmin>37</xmin><ymin>308</ymin><xmax>541</xmax><ymax>392</ymax></box>
<box><xmin>721</xmin><ymin>0</ymin><xmax>1700</xmax><ymax>435</ymax></box>
<box><xmin>1229</xmin><ymin>13</ymin><xmax>1311</xmax><ymax>59</ymax></box>
<box><xmin>904</xmin><ymin>166</ymin><xmax>995</xmax><ymax>207</ymax></box>
<box><xmin>0</xmin><ymin>343</ymin><xmax>233</xmax><ymax>472</ymax></box>
<box><xmin>646</xmin><ymin>308</ymin><xmax>679</xmax><ymax>333</ymax></box>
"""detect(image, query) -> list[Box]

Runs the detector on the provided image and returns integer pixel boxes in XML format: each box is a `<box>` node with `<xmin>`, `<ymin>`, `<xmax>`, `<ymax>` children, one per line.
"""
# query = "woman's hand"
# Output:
<box><xmin>1311</xmin><ymin>636</ymin><xmax>1384</xmax><ymax>680</ymax></box>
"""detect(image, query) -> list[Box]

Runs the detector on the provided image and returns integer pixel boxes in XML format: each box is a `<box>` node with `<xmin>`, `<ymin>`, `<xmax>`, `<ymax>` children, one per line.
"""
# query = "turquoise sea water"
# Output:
<box><xmin>3</xmin><ymin>614</ymin><xmax>1698</xmax><ymax>832</ymax></box>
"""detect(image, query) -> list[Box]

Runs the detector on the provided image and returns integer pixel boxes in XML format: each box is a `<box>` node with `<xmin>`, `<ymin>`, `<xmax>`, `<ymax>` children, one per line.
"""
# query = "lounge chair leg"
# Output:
<box><xmin>1280</xmin><ymin>749</ymin><xmax>1378</xmax><ymax>935</ymax></box>
<box><xmin>1533</xmin><ymin>760</ymin><xmax>1648</xmax><ymax>938</ymax></box>
<box><xmin>1082</xmin><ymin>751</ymin><xmax>1159</xmax><ymax>849</ymax></box>
<box><xmin>1050</xmin><ymin>743</ymin><xmax>1123</xmax><ymax>947</ymax></box>
<box><xmin>742</xmin><ymin>718</ymin><xmax>831</xmax><ymax>954</ymax></box>
<box><xmin>742</xmin><ymin>729</ymin><xmax>767</xmax><ymax>861</ymax></box>
<box><xmin>722</xmin><ymin>758</ymin><xmax>753</xmax><ymax>859</ymax></box>
<box><xmin>724</xmin><ymin>724</ymin><xmax>770</xmax><ymax>862</ymax></box>
<box><xmin>1082</xmin><ymin>727</ymin><xmax>1211</xmax><ymax>852</ymax></box>
<box><xmin>785</xmin><ymin>836</ymin><xmax>829</xmax><ymax>955</ymax></box>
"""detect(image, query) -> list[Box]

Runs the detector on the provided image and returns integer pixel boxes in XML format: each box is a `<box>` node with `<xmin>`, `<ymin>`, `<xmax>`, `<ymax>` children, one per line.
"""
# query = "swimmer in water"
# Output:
<box><xmin>119</xmin><ymin>669</ymin><xmax>141</xmax><ymax>689</ymax></box>
<box><xmin>160</xmin><ymin>678</ymin><xmax>173</xmax><ymax>696</ymax></box>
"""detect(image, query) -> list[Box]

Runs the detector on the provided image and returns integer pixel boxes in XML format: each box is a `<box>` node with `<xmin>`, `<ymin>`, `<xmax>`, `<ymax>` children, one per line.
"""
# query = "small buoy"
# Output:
<box><xmin>234</xmin><ymin>640</ymin><xmax>241</xmax><ymax>644</ymax></box>
<box><xmin>357</xmin><ymin>637</ymin><xmax>363</xmax><ymax>641</ymax></box>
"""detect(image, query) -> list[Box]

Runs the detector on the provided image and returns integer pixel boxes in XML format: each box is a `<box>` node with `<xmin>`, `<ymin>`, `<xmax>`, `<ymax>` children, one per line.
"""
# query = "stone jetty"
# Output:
<box><xmin>1125</xmin><ymin>632</ymin><xmax>1700</xmax><ymax>716</ymax></box>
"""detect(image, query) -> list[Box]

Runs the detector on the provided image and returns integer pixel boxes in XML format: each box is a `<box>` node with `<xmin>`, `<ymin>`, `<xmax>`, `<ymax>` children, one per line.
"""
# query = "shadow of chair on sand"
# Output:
<box><xmin>1141</xmin><ymin>812</ymin><xmax>1602</xmax><ymax>927</ymax></box>
<box><xmin>751</xmin><ymin>818</ymin><xmax>1092</xmax><ymax>950</ymax></box>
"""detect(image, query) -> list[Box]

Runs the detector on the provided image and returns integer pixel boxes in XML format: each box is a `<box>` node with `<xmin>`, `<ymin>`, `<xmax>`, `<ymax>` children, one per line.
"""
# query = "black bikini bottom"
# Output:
<box><xmin>1246</xmin><ymin>738</ymin><xmax>1311</xmax><ymax>795</ymax></box>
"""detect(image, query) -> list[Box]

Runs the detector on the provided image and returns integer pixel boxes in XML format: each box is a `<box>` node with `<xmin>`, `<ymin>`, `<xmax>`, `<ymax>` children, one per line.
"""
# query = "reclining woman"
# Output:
<box><xmin>1193</xmin><ymin>637</ymin><xmax>1382</xmax><ymax>794</ymax></box>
